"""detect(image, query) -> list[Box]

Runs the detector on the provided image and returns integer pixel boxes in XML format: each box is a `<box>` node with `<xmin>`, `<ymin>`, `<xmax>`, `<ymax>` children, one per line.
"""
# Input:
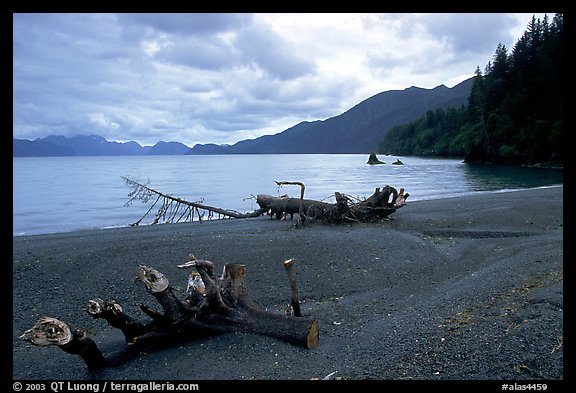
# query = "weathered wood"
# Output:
<box><xmin>257</xmin><ymin>194</ymin><xmax>333</xmax><ymax>220</ymax></box>
<box><xmin>85</xmin><ymin>298</ymin><xmax>152</xmax><ymax>342</ymax></box>
<box><xmin>394</xmin><ymin>187</ymin><xmax>410</xmax><ymax>207</ymax></box>
<box><xmin>20</xmin><ymin>317</ymin><xmax>109</xmax><ymax>369</ymax></box>
<box><xmin>124</xmin><ymin>176</ymin><xmax>407</xmax><ymax>226</ymax></box>
<box><xmin>21</xmin><ymin>254</ymin><xmax>319</xmax><ymax>370</ymax></box>
<box><xmin>275</xmin><ymin>181</ymin><xmax>306</xmax><ymax>222</ymax></box>
<box><xmin>123</xmin><ymin>176</ymin><xmax>268</xmax><ymax>224</ymax></box>
<box><xmin>283</xmin><ymin>259</ymin><xmax>302</xmax><ymax>317</ymax></box>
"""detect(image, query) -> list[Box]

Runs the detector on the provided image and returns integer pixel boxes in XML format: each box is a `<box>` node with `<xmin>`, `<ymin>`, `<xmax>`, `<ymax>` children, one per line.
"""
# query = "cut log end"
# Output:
<box><xmin>86</xmin><ymin>298</ymin><xmax>124</xmax><ymax>316</ymax></box>
<box><xmin>20</xmin><ymin>317</ymin><xmax>72</xmax><ymax>347</ymax></box>
<box><xmin>283</xmin><ymin>258</ymin><xmax>301</xmax><ymax>317</ymax></box>
<box><xmin>85</xmin><ymin>298</ymin><xmax>105</xmax><ymax>316</ymax></box>
<box><xmin>283</xmin><ymin>258</ymin><xmax>295</xmax><ymax>268</ymax></box>
<box><xmin>138</xmin><ymin>265</ymin><xmax>169</xmax><ymax>293</ymax></box>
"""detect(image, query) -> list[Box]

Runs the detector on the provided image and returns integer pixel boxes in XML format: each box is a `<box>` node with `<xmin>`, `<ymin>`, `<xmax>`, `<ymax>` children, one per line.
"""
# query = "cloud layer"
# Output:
<box><xmin>13</xmin><ymin>13</ymin><xmax>547</xmax><ymax>147</ymax></box>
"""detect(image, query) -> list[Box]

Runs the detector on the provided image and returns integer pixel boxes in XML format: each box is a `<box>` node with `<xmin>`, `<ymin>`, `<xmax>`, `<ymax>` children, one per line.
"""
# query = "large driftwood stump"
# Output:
<box><xmin>257</xmin><ymin>184</ymin><xmax>408</xmax><ymax>224</ymax></box>
<box><xmin>21</xmin><ymin>254</ymin><xmax>318</xmax><ymax>370</ymax></box>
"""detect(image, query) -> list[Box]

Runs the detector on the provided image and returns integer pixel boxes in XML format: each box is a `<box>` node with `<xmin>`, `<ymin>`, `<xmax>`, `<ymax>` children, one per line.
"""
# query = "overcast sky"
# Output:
<box><xmin>13</xmin><ymin>13</ymin><xmax>550</xmax><ymax>147</ymax></box>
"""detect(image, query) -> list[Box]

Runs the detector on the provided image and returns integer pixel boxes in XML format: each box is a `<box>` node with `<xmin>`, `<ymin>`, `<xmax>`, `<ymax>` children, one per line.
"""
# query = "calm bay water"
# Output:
<box><xmin>13</xmin><ymin>154</ymin><xmax>563</xmax><ymax>236</ymax></box>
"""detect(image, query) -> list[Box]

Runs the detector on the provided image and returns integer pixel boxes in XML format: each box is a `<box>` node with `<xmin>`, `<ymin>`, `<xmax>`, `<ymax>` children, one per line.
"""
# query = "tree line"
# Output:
<box><xmin>378</xmin><ymin>14</ymin><xmax>563</xmax><ymax>166</ymax></box>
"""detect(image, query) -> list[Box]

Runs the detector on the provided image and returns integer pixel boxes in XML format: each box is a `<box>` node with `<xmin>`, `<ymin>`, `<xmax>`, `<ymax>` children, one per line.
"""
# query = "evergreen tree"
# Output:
<box><xmin>379</xmin><ymin>13</ymin><xmax>563</xmax><ymax>166</ymax></box>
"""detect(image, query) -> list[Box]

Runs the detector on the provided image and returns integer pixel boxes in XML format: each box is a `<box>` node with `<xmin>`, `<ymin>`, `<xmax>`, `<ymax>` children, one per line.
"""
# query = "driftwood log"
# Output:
<box><xmin>122</xmin><ymin>176</ymin><xmax>408</xmax><ymax>226</ymax></box>
<box><xmin>122</xmin><ymin>176</ymin><xmax>269</xmax><ymax>225</ymax></box>
<box><xmin>257</xmin><ymin>184</ymin><xmax>409</xmax><ymax>223</ymax></box>
<box><xmin>21</xmin><ymin>255</ymin><xmax>319</xmax><ymax>370</ymax></box>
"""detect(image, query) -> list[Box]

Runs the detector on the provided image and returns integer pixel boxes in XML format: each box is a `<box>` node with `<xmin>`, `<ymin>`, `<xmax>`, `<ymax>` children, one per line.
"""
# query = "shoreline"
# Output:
<box><xmin>13</xmin><ymin>185</ymin><xmax>564</xmax><ymax>239</ymax></box>
<box><xmin>13</xmin><ymin>187</ymin><xmax>563</xmax><ymax>380</ymax></box>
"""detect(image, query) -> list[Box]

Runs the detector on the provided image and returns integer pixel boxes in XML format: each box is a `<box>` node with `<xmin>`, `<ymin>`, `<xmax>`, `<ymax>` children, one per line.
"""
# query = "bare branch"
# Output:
<box><xmin>122</xmin><ymin>176</ymin><xmax>268</xmax><ymax>226</ymax></box>
<box><xmin>275</xmin><ymin>181</ymin><xmax>306</xmax><ymax>223</ymax></box>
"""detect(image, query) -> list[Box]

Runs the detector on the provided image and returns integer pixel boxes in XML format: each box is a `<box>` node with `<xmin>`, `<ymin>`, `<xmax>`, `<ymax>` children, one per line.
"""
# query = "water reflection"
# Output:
<box><xmin>462</xmin><ymin>164</ymin><xmax>563</xmax><ymax>191</ymax></box>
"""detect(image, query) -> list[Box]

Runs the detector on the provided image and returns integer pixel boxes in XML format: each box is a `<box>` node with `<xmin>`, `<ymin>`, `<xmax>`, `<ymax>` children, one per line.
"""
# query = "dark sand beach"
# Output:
<box><xmin>13</xmin><ymin>187</ymin><xmax>563</xmax><ymax>381</ymax></box>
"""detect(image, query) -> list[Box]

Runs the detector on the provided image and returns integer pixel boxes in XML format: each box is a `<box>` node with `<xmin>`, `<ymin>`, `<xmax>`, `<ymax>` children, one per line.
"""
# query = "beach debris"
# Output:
<box><xmin>122</xmin><ymin>176</ymin><xmax>268</xmax><ymax>226</ymax></box>
<box><xmin>283</xmin><ymin>258</ymin><xmax>301</xmax><ymax>317</ymax></box>
<box><xmin>274</xmin><ymin>181</ymin><xmax>307</xmax><ymax>224</ymax></box>
<box><xmin>250</xmin><ymin>181</ymin><xmax>409</xmax><ymax>224</ymax></box>
<box><xmin>21</xmin><ymin>253</ymin><xmax>319</xmax><ymax>370</ymax></box>
<box><xmin>186</xmin><ymin>271</ymin><xmax>205</xmax><ymax>295</ymax></box>
<box><xmin>323</xmin><ymin>370</ymin><xmax>339</xmax><ymax>380</ymax></box>
<box><xmin>20</xmin><ymin>317</ymin><xmax>72</xmax><ymax>347</ymax></box>
<box><xmin>394</xmin><ymin>188</ymin><xmax>409</xmax><ymax>208</ymax></box>
<box><xmin>310</xmin><ymin>370</ymin><xmax>339</xmax><ymax>380</ymax></box>
<box><xmin>122</xmin><ymin>176</ymin><xmax>408</xmax><ymax>227</ymax></box>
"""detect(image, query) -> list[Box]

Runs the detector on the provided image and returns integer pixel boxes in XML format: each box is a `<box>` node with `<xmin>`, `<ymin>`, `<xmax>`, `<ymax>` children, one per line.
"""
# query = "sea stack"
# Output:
<box><xmin>367</xmin><ymin>152</ymin><xmax>385</xmax><ymax>165</ymax></box>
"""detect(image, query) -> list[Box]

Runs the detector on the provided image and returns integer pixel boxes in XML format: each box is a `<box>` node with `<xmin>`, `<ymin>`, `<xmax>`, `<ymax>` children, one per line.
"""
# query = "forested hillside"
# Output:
<box><xmin>379</xmin><ymin>14</ymin><xmax>563</xmax><ymax>166</ymax></box>
<box><xmin>187</xmin><ymin>79</ymin><xmax>473</xmax><ymax>154</ymax></box>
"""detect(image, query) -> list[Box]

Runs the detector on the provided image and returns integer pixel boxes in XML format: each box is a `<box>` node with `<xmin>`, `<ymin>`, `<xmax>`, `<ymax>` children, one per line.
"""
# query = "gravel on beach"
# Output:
<box><xmin>13</xmin><ymin>187</ymin><xmax>563</xmax><ymax>382</ymax></box>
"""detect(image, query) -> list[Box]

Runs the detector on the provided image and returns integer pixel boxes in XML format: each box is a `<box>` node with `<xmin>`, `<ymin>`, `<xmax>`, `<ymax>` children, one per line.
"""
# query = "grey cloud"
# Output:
<box><xmin>233</xmin><ymin>24</ymin><xmax>316</xmax><ymax>81</ymax></box>
<box><xmin>247</xmin><ymin>77</ymin><xmax>352</xmax><ymax>115</ymax></box>
<box><xmin>364</xmin><ymin>13</ymin><xmax>522</xmax><ymax>83</ymax></box>
<box><xmin>156</xmin><ymin>36</ymin><xmax>238</xmax><ymax>70</ymax></box>
<box><xmin>366</xmin><ymin>52</ymin><xmax>409</xmax><ymax>73</ymax></box>
<box><xmin>179</xmin><ymin>79</ymin><xmax>223</xmax><ymax>93</ymax></box>
<box><xmin>202</xmin><ymin>115</ymin><xmax>271</xmax><ymax>133</ymax></box>
<box><xmin>14</xmin><ymin>14</ymin><xmax>133</xmax><ymax>61</ymax></box>
<box><xmin>12</xmin><ymin>13</ymin><xmax>315</xmax><ymax>146</ymax></box>
<box><xmin>121</xmin><ymin>13</ymin><xmax>252</xmax><ymax>36</ymax></box>
<box><xmin>13</xmin><ymin>13</ymin><xmax>536</xmax><ymax>147</ymax></box>
<box><xmin>422</xmin><ymin>13</ymin><xmax>518</xmax><ymax>53</ymax></box>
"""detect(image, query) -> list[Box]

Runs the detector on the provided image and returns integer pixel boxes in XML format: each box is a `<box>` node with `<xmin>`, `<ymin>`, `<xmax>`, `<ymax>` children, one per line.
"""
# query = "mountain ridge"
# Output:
<box><xmin>187</xmin><ymin>77</ymin><xmax>474</xmax><ymax>154</ymax></box>
<box><xmin>13</xmin><ymin>77</ymin><xmax>474</xmax><ymax>157</ymax></box>
<box><xmin>13</xmin><ymin>135</ymin><xmax>190</xmax><ymax>157</ymax></box>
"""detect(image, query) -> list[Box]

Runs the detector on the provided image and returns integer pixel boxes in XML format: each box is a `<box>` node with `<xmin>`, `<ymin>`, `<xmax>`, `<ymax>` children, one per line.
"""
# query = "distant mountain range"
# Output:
<box><xmin>13</xmin><ymin>135</ymin><xmax>191</xmax><ymax>157</ymax></box>
<box><xmin>187</xmin><ymin>77</ymin><xmax>474</xmax><ymax>154</ymax></box>
<box><xmin>13</xmin><ymin>77</ymin><xmax>474</xmax><ymax>157</ymax></box>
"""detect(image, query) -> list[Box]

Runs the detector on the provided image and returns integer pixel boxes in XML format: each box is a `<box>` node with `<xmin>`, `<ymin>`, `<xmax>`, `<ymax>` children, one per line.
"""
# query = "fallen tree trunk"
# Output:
<box><xmin>21</xmin><ymin>254</ymin><xmax>318</xmax><ymax>370</ymax></box>
<box><xmin>257</xmin><ymin>185</ymin><xmax>409</xmax><ymax>223</ymax></box>
<box><xmin>123</xmin><ymin>176</ymin><xmax>268</xmax><ymax>225</ymax></box>
<box><xmin>123</xmin><ymin>176</ymin><xmax>408</xmax><ymax>226</ymax></box>
<box><xmin>275</xmin><ymin>181</ymin><xmax>306</xmax><ymax>223</ymax></box>
<box><xmin>255</xmin><ymin>194</ymin><xmax>333</xmax><ymax>221</ymax></box>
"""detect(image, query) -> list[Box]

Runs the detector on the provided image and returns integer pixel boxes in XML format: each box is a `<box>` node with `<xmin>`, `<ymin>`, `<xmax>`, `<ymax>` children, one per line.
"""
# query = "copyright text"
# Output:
<box><xmin>13</xmin><ymin>382</ymin><xmax>199</xmax><ymax>393</ymax></box>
